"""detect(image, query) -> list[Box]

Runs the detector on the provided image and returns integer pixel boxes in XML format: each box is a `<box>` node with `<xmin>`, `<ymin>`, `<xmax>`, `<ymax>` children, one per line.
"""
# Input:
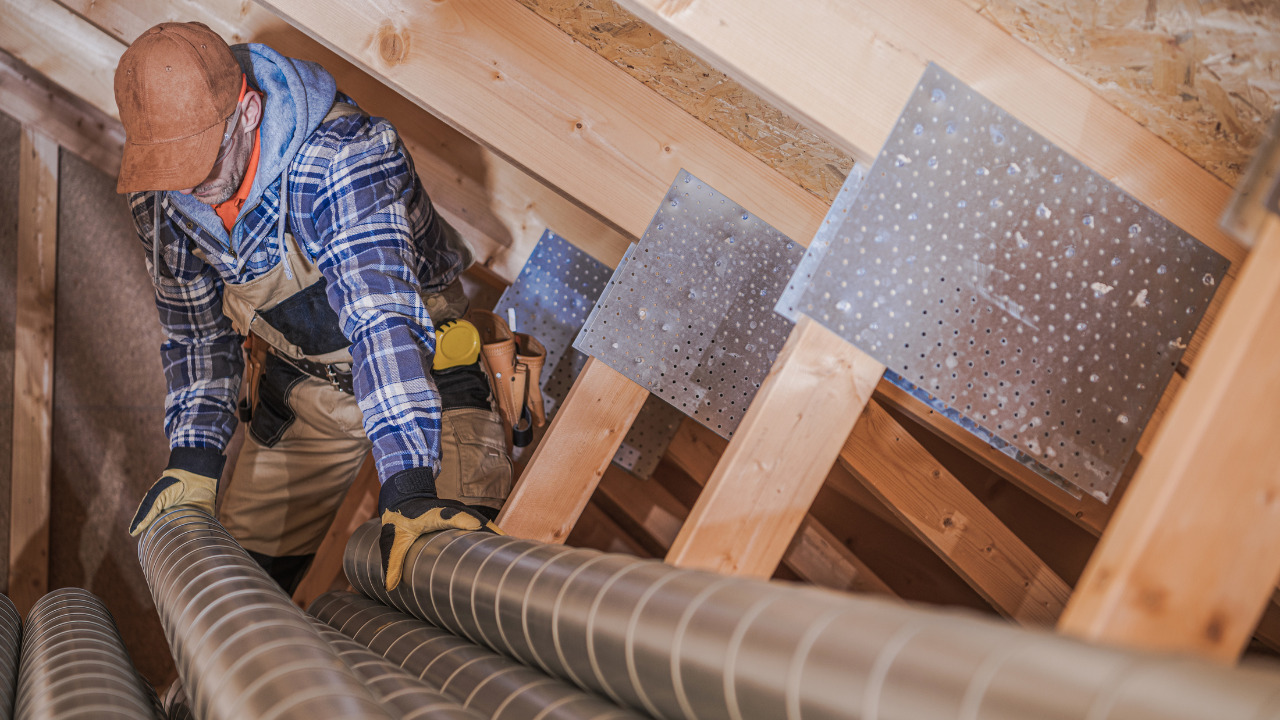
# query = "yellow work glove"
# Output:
<box><xmin>128</xmin><ymin>468</ymin><xmax>218</xmax><ymax>537</ymax></box>
<box><xmin>379</xmin><ymin>496</ymin><xmax>503</xmax><ymax>591</ymax></box>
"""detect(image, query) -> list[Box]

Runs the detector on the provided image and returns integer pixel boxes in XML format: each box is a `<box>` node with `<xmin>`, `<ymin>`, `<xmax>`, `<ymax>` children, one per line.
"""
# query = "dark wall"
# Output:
<box><xmin>0</xmin><ymin>112</ymin><xmax>19</xmax><ymax>593</ymax></box>
<box><xmin>51</xmin><ymin>149</ymin><xmax>175</xmax><ymax>686</ymax></box>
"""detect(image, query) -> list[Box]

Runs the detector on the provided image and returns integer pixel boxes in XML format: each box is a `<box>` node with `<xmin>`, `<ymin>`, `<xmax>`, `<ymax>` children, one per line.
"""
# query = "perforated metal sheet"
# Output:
<box><xmin>574</xmin><ymin>170</ymin><xmax>803</xmax><ymax>439</ymax></box>
<box><xmin>776</xmin><ymin>161</ymin><xmax>869</xmax><ymax>322</ymax></box>
<box><xmin>793</xmin><ymin>64</ymin><xmax>1229</xmax><ymax>500</ymax></box>
<box><xmin>493</xmin><ymin>230</ymin><xmax>680</xmax><ymax>478</ymax></box>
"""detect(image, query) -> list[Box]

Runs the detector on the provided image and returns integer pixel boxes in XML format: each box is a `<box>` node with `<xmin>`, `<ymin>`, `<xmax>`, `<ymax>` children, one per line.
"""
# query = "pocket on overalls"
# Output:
<box><xmin>438</xmin><ymin>407</ymin><xmax>513</xmax><ymax>507</ymax></box>
<box><xmin>249</xmin><ymin>354</ymin><xmax>308</xmax><ymax>447</ymax></box>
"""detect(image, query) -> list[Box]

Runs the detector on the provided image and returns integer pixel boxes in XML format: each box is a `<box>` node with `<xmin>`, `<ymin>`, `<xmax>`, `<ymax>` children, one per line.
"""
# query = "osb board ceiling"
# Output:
<box><xmin>513</xmin><ymin>0</ymin><xmax>856</xmax><ymax>203</ymax></box>
<box><xmin>973</xmin><ymin>0</ymin><xmax>1279</xmax><ymax>186</ymax></box>
<box><xmin>518</xmin><ymin>0</ymin><xmax>1277</xmax><ymax>191</ymax></box>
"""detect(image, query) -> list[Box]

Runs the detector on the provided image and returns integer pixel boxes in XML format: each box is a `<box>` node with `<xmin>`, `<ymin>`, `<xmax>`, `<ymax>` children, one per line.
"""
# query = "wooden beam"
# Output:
<box><xmin>291</xmin><ymin>451</ymin><xmax>378</xmax><ymax>608</ymax></box>
<box><xmin>1059</xmin><ymin>213</ymin><xmax>1280</xmax><ymax>662</ymax></box>
<box><xmin>593</xmin><ymin>464</ymin><xmax>685</xmax><ymax>556</ymax></box>
<box><xmin>618</xmin><ymin>444</ymin><xmax>894</xmax><ymax>595</ymax></box>
<box><xmin>841</xmin><ymin>400</ymin><xmax>1071</xmax><ymax>625</ymax></box>
<box><xmin>785</xmin><ymin>517</ymin><xmax>896</xmax><ymax>597</ymax></box>
<box><xmin>497</xmin><ymin>358</ymin><xmax>648</xmax><ymax>543</ymax></box>
<box><xmin>666</xmin><ymin>315</ymin><xmax>883</xmax><ymax>577</ymax></box>
<box><xmin>565</xmin><ymin>501</ymin><xmax>649</xmax><ymax>557</ymax></box>
<box><xmin>873</xmin><ymin>381</ymin><xmax>1114</xmax><ymax>537</ymax></box>
<box><xmin>0</xmin><ymin>49</ymin><xmax>123</xmax><ymax>177</ymax></box>
<box><xmin>610</xmin><ymin>0</ymin><xmax>1244</xmax><ymax>362</ymax></box>
<box><xmin>0</xmin><ymin>0</ymin><xmax>123</xmax><ymax>120</ymax></box>
<box><xmin>9</xmin><ymin>128</ymin><xmax>58</xmax><ymax>613</ymax></box>
<box><xmin>255</xmin><ymin>0</ymin><xmax>829</xmax><ymax>244</ymax></box>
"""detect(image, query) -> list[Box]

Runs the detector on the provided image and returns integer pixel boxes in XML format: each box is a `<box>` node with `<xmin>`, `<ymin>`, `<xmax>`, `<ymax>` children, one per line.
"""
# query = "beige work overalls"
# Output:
<box><xmin>216</xmin><ymin>202</ymin><xmax>512</xmax><ymax>560</ymax></box>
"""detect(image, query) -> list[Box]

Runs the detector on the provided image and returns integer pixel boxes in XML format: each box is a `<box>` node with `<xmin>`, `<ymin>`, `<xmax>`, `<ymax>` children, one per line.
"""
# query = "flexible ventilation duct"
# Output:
<box><xmin>307</xmin><ymin>616</ymin><xmax>481</xmax><ymax>720</ymax></box>
<box><xmin>0</xmin><ymin>594</ymin><xmax>20</xmax><ymax>720</ymax></box>
<box><xmin>14</xmin><ymin>588</ymin><xmax>161</xmax><ymax>719</ymax></box>
<box><xmin>136</xmin><ymin>508</ymin><xmax>392</xmax><ymax>720</ymax></box>
<box><xmin>344</xmin><ymin>523</ymin><xmax>1280</xmax><ymax>720</ymax></box>
<box><xmin>310</xmin><ymin>591</ymin><xmax>640</xmax><ymax>720</ymax></box>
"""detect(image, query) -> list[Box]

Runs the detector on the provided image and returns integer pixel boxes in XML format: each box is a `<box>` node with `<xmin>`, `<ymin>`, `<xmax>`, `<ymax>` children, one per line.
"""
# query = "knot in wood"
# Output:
<box><xmin>376</xmin><ymin>22</ymin><xmax>411</xmax><ymax>66</ymax></box>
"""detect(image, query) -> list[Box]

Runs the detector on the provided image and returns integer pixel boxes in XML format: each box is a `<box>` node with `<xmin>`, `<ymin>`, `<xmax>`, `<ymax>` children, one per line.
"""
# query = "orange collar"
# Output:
<box><xmin>213</xmin><ymin>126</ymin><xmax>262</xmax><ymax>233</ymax></box>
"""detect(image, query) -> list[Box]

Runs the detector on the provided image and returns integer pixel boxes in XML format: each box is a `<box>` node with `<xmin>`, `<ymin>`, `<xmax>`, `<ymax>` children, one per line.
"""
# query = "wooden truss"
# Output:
<box><xmin>3</xmin><ymin>0</ymin><xmax>1278</xmax><ymax>663</ymax></box>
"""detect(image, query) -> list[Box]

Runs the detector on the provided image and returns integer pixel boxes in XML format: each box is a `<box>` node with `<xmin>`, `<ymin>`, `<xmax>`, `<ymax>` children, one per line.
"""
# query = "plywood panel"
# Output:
<box><xmin>972</xmin><ymin>0</ymin><xmax>1279</xmax><ymax>187</ymax></box>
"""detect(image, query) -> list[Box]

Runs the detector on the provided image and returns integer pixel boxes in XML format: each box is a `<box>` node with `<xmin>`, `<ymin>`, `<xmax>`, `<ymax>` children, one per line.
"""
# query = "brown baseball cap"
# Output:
<box><xmin>114</xmin><ymin>22</ymin><xmax>242</xmax><ymax>194</ymax></box>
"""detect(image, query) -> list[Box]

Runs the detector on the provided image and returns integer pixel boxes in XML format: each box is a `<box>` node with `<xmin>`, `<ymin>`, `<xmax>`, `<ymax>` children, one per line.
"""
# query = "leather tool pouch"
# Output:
<box><xmin>248</xmin><ymin>353</ymin><xmax>308</xmax><ymax>447</ymax></box>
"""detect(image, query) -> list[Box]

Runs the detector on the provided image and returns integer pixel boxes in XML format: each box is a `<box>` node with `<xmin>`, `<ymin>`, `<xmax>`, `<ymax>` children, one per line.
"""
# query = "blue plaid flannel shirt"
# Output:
<box><xmin>128</xmin><ymin>111</ymin><xmax>468</xmax><ymax>483</ymax></box>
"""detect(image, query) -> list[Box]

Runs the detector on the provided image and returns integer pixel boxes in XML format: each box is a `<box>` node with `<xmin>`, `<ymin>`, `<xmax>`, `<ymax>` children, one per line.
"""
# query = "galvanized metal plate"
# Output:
<box><xmin>574</xmin><ymin>170</ymin><xmax>803</xmax><ymax>439</ymax></box>
<box><xmin>613</xmin><ymin>395</ymin><xmax>685</xmax><ymax>479</ymax></box>
<box><xmin>776</xmin><ymin>161</ymin><xmax>869</xmax><ymax>322</ymax></box>
<box><xmin>792</xmin><ymin>64</ymin><xmax>1229</xmax><ymax>500</ymax></box>
<box><xmin>493</xmin><ymin>230</ymin><xmax>680</xmax><ymax>478</ymax></box>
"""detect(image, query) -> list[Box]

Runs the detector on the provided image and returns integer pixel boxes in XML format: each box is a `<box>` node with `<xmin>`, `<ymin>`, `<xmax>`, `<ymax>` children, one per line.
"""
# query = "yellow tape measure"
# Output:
<box><xmin>433</xmin><ymin>319</ymin><xmax>482</xmax><ymax>371</ymax></box>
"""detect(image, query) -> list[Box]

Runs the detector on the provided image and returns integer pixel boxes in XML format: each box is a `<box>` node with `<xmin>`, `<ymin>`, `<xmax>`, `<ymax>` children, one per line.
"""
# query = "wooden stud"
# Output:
<box><xmin>784</xmin><ymin>518</ymin><xmax>896</xmax><ymax>596</ymax></box>
<box><xmin>0</xmin><ymin>49</ymin><xmax>123</xmax><ymax>177</ymax></box>
<box><xmin>255</xmin><ymin>0</ymin><xmax>830</xmax><ymax>243</ymax></box>
<box><xmin>497</xmin><ymin>358</ymin><xmax>649</xmax><ymax>543</ymax></box>
<box><xmin>593</xmin><ymin>464</ymin><xmax>686</xmax><ymax>556</ymax></box>
<box><xmin>291</xmin><ymin>452</ymin><xmax>379</xmax><ymax>609</ymax></box>
<box><xmin>873</xmin><ymin>381</ymin><xmax>1114</xmax><ymax>537</ymax></box>
<box><xmin>666</xmin><ymin>315</ymin><xmax>884</xmax><ymax>577</ymax></box>
<box><xmin>628</xmin><ymin>441</ymin><xmax>895</xmax><ymax>595</ymax></box>
<box><xmin>0</xmin><ymin>0</ymin><xmax>124</xmax><ymax>120</ymax></box>
<box><xmin>1059</xmin><ymin>213</ymin><xmax>1280</xmax><ymax>662</ymax></box>
<box><xmin>565</xmin><ymin>501</ymin><xmax>649</xmax><ymax>557</ymax></box>
<box><xmin>840</xmin><ymin>400</ymin><xmax>1071</xmax><ymax>625</ymax></box>
<box><xmin>10</xmin><ymin>128</ymin><xmax>58</xmax><ymax>613</ymax></box>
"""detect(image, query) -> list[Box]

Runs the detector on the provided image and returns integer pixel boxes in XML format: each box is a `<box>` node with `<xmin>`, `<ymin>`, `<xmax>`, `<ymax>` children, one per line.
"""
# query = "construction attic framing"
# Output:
<box><xmin>1</xmin><ymin>0</ymin><xmax>1277</xmax><ymax>666</ymax></box>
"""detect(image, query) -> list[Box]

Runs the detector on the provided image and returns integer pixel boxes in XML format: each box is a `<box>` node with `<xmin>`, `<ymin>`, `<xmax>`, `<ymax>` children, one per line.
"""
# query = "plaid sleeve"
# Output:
<box><xmin>308</xmin><ymin>123</ymin><xmax>442</xmax><ymax>481</ymax></box>
<box><xmin>129</xmin><ymin>192</ymin><xmax>244</xmax><ymax>453</ymax></box>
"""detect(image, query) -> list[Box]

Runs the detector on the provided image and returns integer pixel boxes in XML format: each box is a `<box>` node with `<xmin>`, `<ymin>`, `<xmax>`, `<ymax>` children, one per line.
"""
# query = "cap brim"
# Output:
<box><xmin>115</xmin><ymin>120</ymin><xmax>223</xmax><ymax>194</ymax></box>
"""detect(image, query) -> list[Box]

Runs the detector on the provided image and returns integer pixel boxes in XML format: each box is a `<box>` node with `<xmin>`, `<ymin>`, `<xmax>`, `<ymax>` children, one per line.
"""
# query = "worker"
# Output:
<box><xmin>114</xmin><ymin>22</ymin><xmax>508</xmax><ymax>593</ymax></box>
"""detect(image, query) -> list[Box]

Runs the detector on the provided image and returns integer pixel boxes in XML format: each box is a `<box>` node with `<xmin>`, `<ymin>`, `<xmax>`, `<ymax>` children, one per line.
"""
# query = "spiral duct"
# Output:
<box><xmin>136</xmin><ymin>508</ymin><xmax>392</xmax><ymax>720</ymax></box>
<box><xmin>13</xmin><ymin>588</ymin><xmax>160</xmax><ymax>719</ymax></box>
<box><xmin>343</xmin><ymin>523</ymin><xmax>1280</xmax><ymax>720</ymax></box>
<box><xmin>0</xmin><ymin>594</ymin><xmax>20</xmax><ymax>720</ymax></box>
<box><xmin>306</xmin><ymin>615</ymin><xmax>481</xmax><ymax>720</ymax></box>
<box><xmin>310</xmin><ymin>591</ymin><xmax>640</xmax><ymax>720</ymax></box>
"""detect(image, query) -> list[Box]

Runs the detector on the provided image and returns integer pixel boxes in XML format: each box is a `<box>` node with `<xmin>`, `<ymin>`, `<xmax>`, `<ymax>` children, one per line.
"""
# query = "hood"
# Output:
<box><xmin>166</xmin><ymin>44</ymin><xmax>336</xmax><ymax>256</ymax></box>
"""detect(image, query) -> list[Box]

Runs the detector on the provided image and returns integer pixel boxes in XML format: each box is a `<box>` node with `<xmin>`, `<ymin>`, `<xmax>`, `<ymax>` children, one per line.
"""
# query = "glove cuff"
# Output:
<box><xmin>379</xmin><ymin>467</ymin><xmax>438</xmax><ymax>514</ymax></box>
<box><xmin>167</xmin><ymin>446</ymin><xmax>226</xmax><ymax>479</ymax></box>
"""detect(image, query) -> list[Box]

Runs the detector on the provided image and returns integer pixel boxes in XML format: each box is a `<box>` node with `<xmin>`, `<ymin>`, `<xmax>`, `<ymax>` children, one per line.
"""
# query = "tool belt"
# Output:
<box><xmin>272</xmin><ymin>350</ymin><xmax>355</xmax><ymax>394</ymax></box>
<box><xmin>468</xmin><ymin>310</ymin><xmax>547</xmax><ymax>447</ymax></box>
<box><xmin>239</xmin><ymin>333</ymin><xmax>354</xmax><ymax>423</ymax></box>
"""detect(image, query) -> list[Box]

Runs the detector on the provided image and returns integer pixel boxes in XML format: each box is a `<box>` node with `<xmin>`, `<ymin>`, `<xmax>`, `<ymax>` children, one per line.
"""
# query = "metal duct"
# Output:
<box><xmin>306</xmin><ymin>616</ymin><xmax>481</xmax><ymax>720</ymax></box>
<box><xmin>310</xmin><ymin>591</ymin><xmax>641</xmax><ymax>720</ymax></box>
<box><xmin>136</xmin><ymin>508</ymin><xmax>392</xmax><ymax>720</ymax></box>
<box><xmin>345</xmin><ymin>523</ymin><xmax>1280</xmax><ymax>720</ymax></box>
<box><xmin>0</xmin><ymin>594</ymin><xmax>20</xmax><ymax>720</ymax></box>
<box><xmin>14</xmin><ymin>588</ymin><xmax>161</xmax><ymax>719</ymax></box>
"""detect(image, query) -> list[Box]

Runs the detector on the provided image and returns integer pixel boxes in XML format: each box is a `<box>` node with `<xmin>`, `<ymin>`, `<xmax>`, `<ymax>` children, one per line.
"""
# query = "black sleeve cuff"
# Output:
<box><xmin>167</xmin><ymin>447</ymin><xmax>226</xmax><ymax>479</ymax></box>
<box><xmin>379</xmin><ymin>467</ymin><xmax>438</xmax><ymax>514</ymax></box>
